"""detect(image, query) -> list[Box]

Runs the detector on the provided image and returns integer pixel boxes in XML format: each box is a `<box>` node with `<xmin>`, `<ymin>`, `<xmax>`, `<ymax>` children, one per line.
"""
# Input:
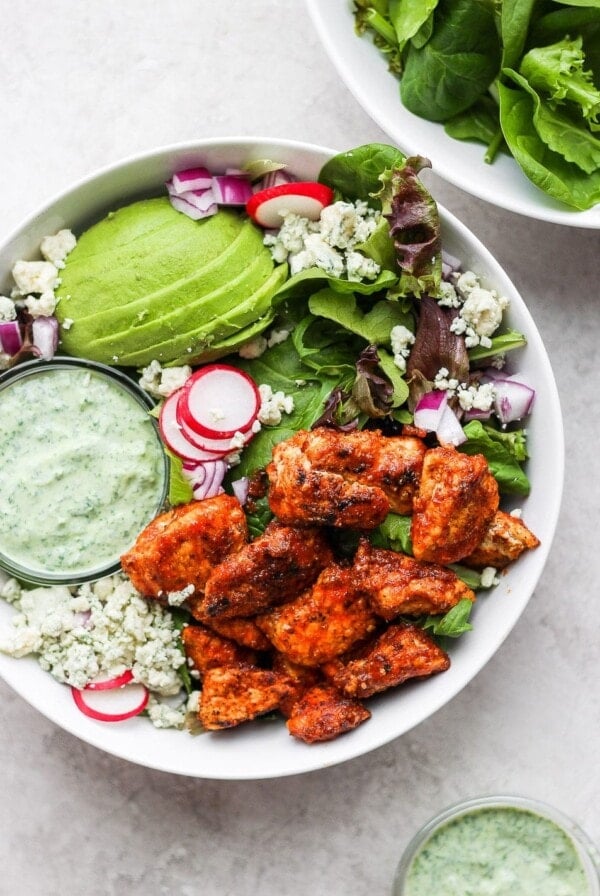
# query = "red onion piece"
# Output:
<box><xmin>211</xmin><ymin>175</ymin><xmax>253</xmax><ymax>206</ymax></box>
<box><xmin>171</xmin><ymin>167</ymin><xmax>212</xmax><ymax>194</ymax></box>
<box><xmin>182</xmin><ymin>459</ymin><xmax>228</xmax><ymax>501</ymax></box>
<box><xmin>231</xmin><ymin>477</ymin><xmax>249</xmax><ymax>505</ymax></box>
<box><xmin>32</xmin><ymin>316</ymin><xmax>59</xmax><ymax>360</ymax></box>
<box><xmin>0</xmin><ymin>320</ymin><xmax>23</xmax><ymax>355</ymax></box>
<box><xmin>414</xmin><ymin>389</ymin><xmax>466</xmax><ymax>446</ymax></box>
<box><xmin>493</xmin><ymin>379</ymin><xmax>535</xmax><ymax>424</ymax></box>
<box><xmin>255</xmin><ymin>169</ymin><xmax>296</xmax><ymax>191</ymax></box>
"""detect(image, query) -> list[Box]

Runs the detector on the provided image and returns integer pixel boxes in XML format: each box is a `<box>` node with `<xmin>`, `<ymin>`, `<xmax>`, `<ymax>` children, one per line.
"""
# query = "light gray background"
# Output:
<box><xmin>1</xmin><ymin>2</ymin><xmax>598</xmax><ymax>894</ymax></box>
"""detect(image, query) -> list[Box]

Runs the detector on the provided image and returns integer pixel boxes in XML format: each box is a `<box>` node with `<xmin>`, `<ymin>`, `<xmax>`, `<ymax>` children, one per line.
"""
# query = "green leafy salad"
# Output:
<box><xmin>353</xmin><ymin>0</ymin><xmax>600</xmax><ymax>210</ymax></box>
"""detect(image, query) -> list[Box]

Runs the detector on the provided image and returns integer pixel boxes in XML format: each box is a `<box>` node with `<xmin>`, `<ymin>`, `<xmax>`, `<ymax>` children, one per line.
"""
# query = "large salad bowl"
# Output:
<box><xmin>0</xmin><ymin>138</ymin><xmax>563</xmax><ymax>779</ymax></box>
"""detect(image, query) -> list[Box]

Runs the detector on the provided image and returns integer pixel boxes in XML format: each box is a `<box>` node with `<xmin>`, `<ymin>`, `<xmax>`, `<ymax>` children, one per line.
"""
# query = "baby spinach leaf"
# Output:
<box><xmin>372</xmin><ymin>513</ymin><xmax>413</xmax><ymax>553</ymax></box>
<box><xmin>444</xmin><ymin>95</ymin><xmax>502</xmax><ymax>146</ymax></box>
<box><xmin>498</xmin><ymin>79</ymin><xmax>600</xmax><ymax>209</ymax></box>
<box><xmin>500</xmin><ymin>0</ymin><xmax>538</xmax><ymax>70</ymax></box>
<box><xmin>318</xmin><ymin>143</ymin><xmax>407</xmax><ymax>207</ymax></box>
<box><xmin>389</xmin><ymin>0</ymin><xmax>440</xmax><ymax>48</ymax></box>
<box><xmin>400</xmin><ymin>0</ymin><xmax>501</xmax><ymax>121</ymax></box>
<box><xmin>460</xmin><ymin>419</ymin><xmax>531</xmax><ymax>495</ymax></box>
<box><xmin>505</xmin><ymin>68</ymin><xmax>600</xmax><ymax>173</ymax></box>
<box><xmin>421</xmin><ymin>598</ymin><xmax>474</xmax><ymax>638</ymax></box>
<box><xmin>308</xmin><ymin>289</ymin><xmax>413</xmax><ymax>345</ymax></box>
<box><xmin>272</xmin><ymin>266</ymin><xmax>397</xmax><ymax>306</ymax></box>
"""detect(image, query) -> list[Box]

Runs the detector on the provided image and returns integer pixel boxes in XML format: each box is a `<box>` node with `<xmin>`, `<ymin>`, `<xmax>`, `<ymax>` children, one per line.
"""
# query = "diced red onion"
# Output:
<box><xmin>32</xmin><ymin>316</ymin><xmax>59</xmax><ymax>360</ymax></box>
<box><xmin>171</xmin><ymin>167</ymin><xmax>213</xmax><ymax>194</ymax></box>
<box><xmin>256</xmin><ymin>169</ymin><xmax>295</xmax><ymax>191</ymax></box>
<box><xmin>231</xmin><ymin>476</ymin><xmax>249</xmax><ymax>506</ymax></box>
<box><xmin>414</xmin><ymin>389</ymin><xmax>466</xmax><ymax>446</ymax></box>
<box><xmin>168</xmin><ymin>191</ymin><xmax>218</xmax><ymax>221</ymax></box>
<box><xmin>493</xmin><ymin>378</ymin><xmax>535</xmax><ymax>424</ymax></box>
<box><xmin>211</xmin><ymin>175</ymin><xmax>253</xmax><ymax>206</ymax></box>
<box><xmin>183</xmin><ymin>459</ymin><xmax>227</xmax><ymax>500</ymax></box>
<box><xmin>0</xmin><ymin>320</ymin><xmax>23</xmax><ymax>355</ymax></box>
<box><xmin>441</xmin><ymin>249</ymin><xmax>462</xmax><ymax>277</ymax></box>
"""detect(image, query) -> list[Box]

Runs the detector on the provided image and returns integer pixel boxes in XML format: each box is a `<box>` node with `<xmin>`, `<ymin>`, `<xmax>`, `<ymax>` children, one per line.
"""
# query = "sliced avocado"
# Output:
<box><xmin>55</xmin><ymin>198</ymin><xmax>282</xmax><ymax>366</ymax></box>
<box><xmin>114</xmin><ymin>262</ymin><xmax>288</xmax><ymax>367</ymax></box>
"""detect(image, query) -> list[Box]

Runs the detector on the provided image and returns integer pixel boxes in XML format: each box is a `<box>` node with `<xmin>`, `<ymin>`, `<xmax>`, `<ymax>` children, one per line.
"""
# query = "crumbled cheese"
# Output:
<box><xmin>11</xmin><ymin>260</ymin><xmax>59</xmax><ymax>296</ymax></box>
<box><xmin>264</xmin><ymin>200</ymin><xmax>381</xmax><ymax>282</ymax></box>
<box><xmin>0</xmin><ymin>574</ymin><xmax>185</xmax><ymax>695</ymax></box>
<box><xmin>164</xmin><ymin>583</ymin><xmax>195</xmax><ymax>607</ymax></box>
<box><xmin>449</xmin><ymin>271</ymin><xmax>510</xmax><ymax>349</ymax></box>
<box><xmin>258</xmin><ymin>383</ymin><xmax>295</xmax><ymax>426</ymax></box>
<box><xmin>434</xmin><ymin>367</ymin><xmax>496</xmax><ymax>412</ymax></box>
<box><xmin>480</xmin><ymin>567</ymin><xmax>500</xmax><ymax>588</ymax></box>
<box><xmin>229</xmin><ymin>431</ymin><xmax>246</xmax><ymax>450</ymax></box>
<box><xmin>436</xmin><ymin>280</ymin><xmax>461</xmax><ymax>308</ymax></box>
<box><xmin>267</xmin><ymin>328</ymin><xmax>290</xmax><ymax>348</ymax></box>
<box><xmin>0</xmin><ymin>296</ymin><xmax>17</xmax><ymax>321</ymax></box>
<box><xmin>24</xmin><ymin>291</ymin><xmax>58</xmax><ymax>318</ymax></box>
<box><xmin>40</xmin><ymin>229</ymin><xmax>77</xmax><ymax>269</ymax></box>
<box><xmin>390</xmin><ymin>324</ymin><xmax>415</xmax><ymax>373</ymax></box>
<box><xmin>510</xmin><ymin>507</ymin><xmax>523</xmax><ymax>518</ymax></box>
<box><xmin>139</xmin><ymin>359</ymin><xmax>192</xmax><ymax>398</ymax></box>
<box><xmin>62</xmin><ymin>317</ymin><xmax>74</xmax><ymax>330</ymax></box>
<box><xmin>238</xmin><ymin>335</ymin><xmax>268</xmax><ymax>359</ymax></box>
<box><xmin>208</xmin><ymin>407</ymin><xmax>226</xmax><ymax>423</ymax></box>
<box><xmin>146</xmin><ymin>694</ymin><xmax>187</xmax><ymax>729</ymax></box>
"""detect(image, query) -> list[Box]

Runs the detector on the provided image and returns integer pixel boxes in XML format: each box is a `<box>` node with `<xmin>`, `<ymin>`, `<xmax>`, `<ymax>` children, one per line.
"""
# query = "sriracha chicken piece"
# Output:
<box><xmin>120</xmin><ymin>494</ymin><xmax>247</xmax><ymax>599</ymax></box>
<box><xmin>197</xmin><ymin>523</ymin><xmax>334</xmax><ymax>618</ymax></box>
<box><xmin>266</xmin><ymin>428</ymin><xmax>425</xmax><ymax>528</ymax></box>
<box><xmin>198</xmin><ymin>664</ymin><xmax>293</xmax><ymax>730</ymax></box>
<box><xmin>462</xmin><ymin>510</ymin><xmax>540</xmax><ymax>570</ymax></box>
<box><xmin>353</xmin><ymin>538</ymin><xmax>476</xmax><ymax>620</ymax></box>
<box><xmin>185</xmin><ymin>600</ymin><xmax>273</xmax><ymax>651</ymax></box>
<box><xmin>256</xmin><ymin>563</ymin><xmax>379</xmax><ymax>668</ymax></box>
<box><xmin>286</xmin><ymin>683</ymin><xmax>371</xmax><ymax>744</ymax></box>
<box><xmin>411</xmin><ymin>446</ymin><xmax>499</xmax><ymax>565</ymax></box>
<box><xmin>181</xmin><ymin>624</ymin><xmax>257</xmax><ymax>677</ymax></box>
<box><xmin>322</xmin><ymin>623</ymin><xmax>450</xmax><ymax>698</ymax></box>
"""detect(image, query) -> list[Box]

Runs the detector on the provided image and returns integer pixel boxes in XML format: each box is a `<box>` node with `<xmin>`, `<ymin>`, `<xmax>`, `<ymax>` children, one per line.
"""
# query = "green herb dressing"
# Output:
<box><xmin>0</xmin><ymin>364</ymin><xmax>166</xmax><ymax>579</ymax></box>
<box><xmin>404</xmin><ymin>806</ymin><xmax>592</xmax><ymax>896</ymax></box>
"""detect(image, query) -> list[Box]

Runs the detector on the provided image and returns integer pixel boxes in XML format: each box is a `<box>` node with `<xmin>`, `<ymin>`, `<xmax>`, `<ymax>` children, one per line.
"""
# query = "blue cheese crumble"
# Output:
<box><xmin>0</xmin><ymin>574</ymin><xmax>186</xmax><ymax>716</ymax></box>
<box><xmin>263</xmin><ymin>200</ymin><xmax>381</xmax><ymax>282</ymax></box>
<box><xmin>447</xmin><ymin>270</ymin><xmax>510</xmax><ymax>349</ymax></box>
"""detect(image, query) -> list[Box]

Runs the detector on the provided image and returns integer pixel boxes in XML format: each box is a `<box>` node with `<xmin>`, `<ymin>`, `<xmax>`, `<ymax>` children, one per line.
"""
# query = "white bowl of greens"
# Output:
<box><xmin>0</xmin><ymin>137</ymin><xmax>563</xmax><ymax>779</ymax></box>
<box><xmin>307</xmin><ymin>0</ymin><xmax>600</xmax><ymax>226</ymax></box>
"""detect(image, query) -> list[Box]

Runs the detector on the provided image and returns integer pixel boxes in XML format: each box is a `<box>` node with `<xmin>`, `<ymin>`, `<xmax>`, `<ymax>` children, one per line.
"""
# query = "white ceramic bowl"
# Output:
<box><xmin>306</xmin><ymin>0</ymin><xmax>600</xmax><ymax>228</ymax></box>
<box><xmin>0</xmin><ymin>137</ymin><xmax>564</xmax><ymax>779</ymax></box>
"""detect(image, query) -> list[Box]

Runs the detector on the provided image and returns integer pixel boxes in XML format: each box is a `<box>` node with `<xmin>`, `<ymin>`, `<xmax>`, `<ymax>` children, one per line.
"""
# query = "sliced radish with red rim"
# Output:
<box><xmin>246</xmin><ymin>181</ymin><xmax>334</xmax><ymax>228</ymax></box>
<box><xmin>176</xmin><ymin>399</ymin><xmax>255</xmax><ymax>454</ymax></box>
<box><xmin>159</xmin><ymin>391</ymin><xmax>229</xmax><ymax>462</ymax></box>
<box><xmin>71</xmin><ymin>677</ymin><xmax>149</xmax><ymax>722</ymax></box>
<box><xmin>178</xmin><ymin>364</ymin><xmax>260</xmax><ymax>440</ymax></box>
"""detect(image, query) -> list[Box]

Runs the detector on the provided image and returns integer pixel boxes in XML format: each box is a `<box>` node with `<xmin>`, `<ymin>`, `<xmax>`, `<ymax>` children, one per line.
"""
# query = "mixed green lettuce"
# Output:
<box><xmin>354</xmin><ymin>0</ymin><xmax>600</xmax><ymax>210</ymax></box>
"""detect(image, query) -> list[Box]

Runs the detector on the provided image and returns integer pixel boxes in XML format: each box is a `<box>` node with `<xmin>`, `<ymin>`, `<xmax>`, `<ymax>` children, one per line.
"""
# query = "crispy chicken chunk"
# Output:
<box><xmin>462</xmin><ymin>510</ymin><xmax>540</xmax><ymax>570</ymax></box>
<box><xmin>120</xmin><ymin>494</ymin><xmax>247</xmax><ymax>599</ymax></box>
<box><xmin>353</xmin><ymin>538</ymin><xmax>476</xmax><ymax>620</ymax></box>
<box><xmin>411</xmin><ymin>447</ymin><xmax>499</xmax><ymax>565</ymax></box>
<box><xmin>198</xmin><ymin>665</ymin><xmax>293</xmax><ymax>730</ymax></box>
<box><xmin>286</xmin><ymin>683</ymin><xmax>371</xmax><ymax>744</ymax></box>
<box><xmin>197</xmin><ymin>523</ymin><xmax>334</xmax><ymax>619</ymax></box>
<box><xmin>181</xmin><ymin>624</ymin><xmax>257</xmax><ymax>677</ymax></box>
<box><xmin>186</xmin><ymin>603</ymin><xmax>273</xmax><ymax>651</ymax></box>
<box><xmin>272</xmin><ymin>654</ymin><xmax>323</xmax><ymax>718</ymax></box>
<box><xmin>322</xmin><ymin>623</ymin><xmax>450</xmax><ymax>698</ymax></box>
<box><xmin>266</xmin><ymin>428</ymin><xmax>425</xmax><ymax>529</ymax></box>
<box><xmin>257</xmin><ymin>563</ymin><xmax>379</xmax><ymax>668</ymax></box>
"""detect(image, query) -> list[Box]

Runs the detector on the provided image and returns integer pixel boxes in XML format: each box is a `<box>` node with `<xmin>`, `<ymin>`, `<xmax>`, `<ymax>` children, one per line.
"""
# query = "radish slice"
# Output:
<box><xmin>246</xmin><ymin>182</ymin><xmax>335</xmax><ymax>228</ymax></box>
<box><xmin>159</xmin><ymin>390</ymin><xmax>229</xmax><ymax>461</ymax></box>
<box><xmin>171</xmin><ymin>167</ymin><xmax>213</xmax><ymax>193</ymax></box>
<box><xmin>0</xmin><ymin>320</ymin><xmax>23</xmax><ymax>355</ymax></box>
<box><xmin>211</xmin><ymin>175</ymin><xmax>253</xmax><ymax>206</ymax></box>
<box><xmin>71</xmin><ymin>681</ymin><xmax>149</xmax><ymax>722</ymax></box>
<box><xmin>32</xmin><ymin>315</ymin><xmax>59</xmax><ymax>360</ymax></box>
<box><xmin>86</xmin><ymin>669</ymin><xmax>134</xmax><ymax>691</ymax></box>
<box><xmin>176</xmin><ymin>402</ymin><xmax>255</xmax><ymax>454</ymax></box>
<box><xmin>178</xmin><ymin>364</ymin><xmax>260</xmax><ymax>440</ymax></box>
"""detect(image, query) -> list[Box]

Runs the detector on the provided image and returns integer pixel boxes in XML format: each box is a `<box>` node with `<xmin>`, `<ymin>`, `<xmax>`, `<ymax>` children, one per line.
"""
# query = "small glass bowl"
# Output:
<box><xmin>392</xmin><ymin>794</ymin><xmax>600</xmax><ymax>895</ymax></box>
<box><xmin>0</xmin><ymin>356</ymin><xmax>169</xmax><ymax>586</ymax></box>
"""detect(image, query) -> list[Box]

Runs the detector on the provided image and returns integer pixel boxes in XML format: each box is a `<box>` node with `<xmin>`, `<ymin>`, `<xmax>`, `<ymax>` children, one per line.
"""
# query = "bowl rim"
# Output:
<box><xmin>392</xmin><ymin>794</ymin><xmax>600</xmax><ymax>894</ymax></box>
<box><xmin>0</xmin><ymin>136</ymin><xmax>565</xmax><ymax>779</ymax></box>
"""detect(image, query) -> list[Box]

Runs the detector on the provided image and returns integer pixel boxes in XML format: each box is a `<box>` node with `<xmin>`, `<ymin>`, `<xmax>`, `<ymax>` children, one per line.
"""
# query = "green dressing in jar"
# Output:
<box><xmin>0</xmin><ymin>359</ymin><xmax>167</xmax><ymax>584</ymax></box>
<box><xmin>400</xmin><ymin>803</ymin><xmax>598</xmax><ymax>896</ymax></box>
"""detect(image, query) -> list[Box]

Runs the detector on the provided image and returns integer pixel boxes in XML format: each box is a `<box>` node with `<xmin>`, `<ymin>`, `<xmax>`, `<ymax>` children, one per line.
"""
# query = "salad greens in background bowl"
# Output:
<box><xmin>306</xmin><ymin>0</ymin><xmax>600</xmax><ymax>227</ymax></box>
<box><xmin>0</xmin><ymin>137</ymin><xmax>563</xmax><ymax>779</ymax></box>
